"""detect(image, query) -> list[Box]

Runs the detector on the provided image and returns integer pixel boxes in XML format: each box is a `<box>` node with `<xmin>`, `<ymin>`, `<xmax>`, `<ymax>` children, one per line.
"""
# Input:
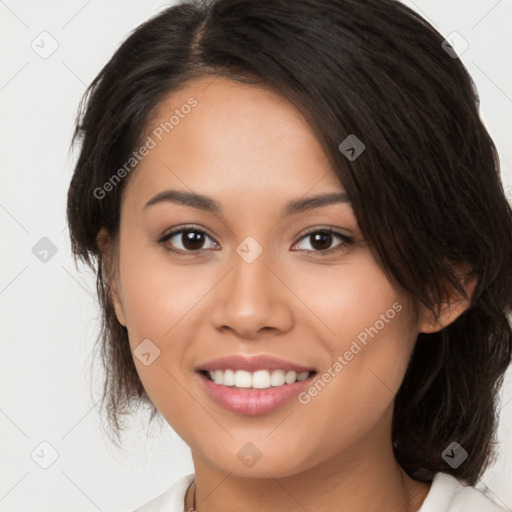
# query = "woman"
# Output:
<box><xmin>66</xmin><ymin>0</ymin><xmax>512</xmax><ymax>510</ymax></box>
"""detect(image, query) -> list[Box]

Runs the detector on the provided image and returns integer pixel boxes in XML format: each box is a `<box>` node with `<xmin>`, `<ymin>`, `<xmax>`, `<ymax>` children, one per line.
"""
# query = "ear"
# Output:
<box><xmin>418</xmin><ymin>265</ymin><xmax>477</xmax><ymax>334</ymax></box>
<box><xmin>96</xmin><ymin>227</ymin><xmax>127</xmax><ymax>327</ymax></box>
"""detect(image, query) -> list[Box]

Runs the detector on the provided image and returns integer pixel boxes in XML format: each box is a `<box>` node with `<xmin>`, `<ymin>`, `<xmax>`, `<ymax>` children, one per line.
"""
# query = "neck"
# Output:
<box><xmin>184</xmin><ymin>421</ymin><xmax>431</xmax><ymax>512</ymax></box>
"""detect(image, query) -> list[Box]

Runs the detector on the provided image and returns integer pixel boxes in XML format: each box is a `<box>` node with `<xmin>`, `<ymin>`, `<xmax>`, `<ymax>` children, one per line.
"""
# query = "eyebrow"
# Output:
<box><xmin>144</xmin><ymin>189</ymin><xmax>350</xmax><ymax>216</ymax></box>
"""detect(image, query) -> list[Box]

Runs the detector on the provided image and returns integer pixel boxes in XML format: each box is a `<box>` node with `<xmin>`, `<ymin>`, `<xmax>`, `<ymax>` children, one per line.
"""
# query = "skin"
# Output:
<box><xmin>98</xmin><ymin>75</ymin><xmax>476</xmax><ymax>512</ymax></box>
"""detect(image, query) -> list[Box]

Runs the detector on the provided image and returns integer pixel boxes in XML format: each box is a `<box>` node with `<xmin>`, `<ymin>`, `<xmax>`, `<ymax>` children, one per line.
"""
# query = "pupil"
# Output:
<box><xmin>183</xmin><ymin>230</ymin><xmax>204</xmax><ymax>250</ymax></box>
<box><xmin>311</xmin><ymin>232</ymin><xmax>331</xmax><ymax>251</ymax></box>
<box><xmin>179</xmin><ymin>231</ymin><xmax>333</xmax><ymax>251</ymax></box>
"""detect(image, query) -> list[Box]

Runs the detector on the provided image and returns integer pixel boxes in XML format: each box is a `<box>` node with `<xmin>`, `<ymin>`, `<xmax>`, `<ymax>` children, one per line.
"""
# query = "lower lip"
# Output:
<box><xmin>196</xmin><ymin>371</ymin><xmax>316</xmax><ymax>416</ymax></box>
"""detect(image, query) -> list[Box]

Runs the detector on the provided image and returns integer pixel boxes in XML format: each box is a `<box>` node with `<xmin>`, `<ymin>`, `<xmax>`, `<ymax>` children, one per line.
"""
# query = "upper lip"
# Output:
<box><xmin>196</xmin><ymin>354</ymin><xmax>316</xmax><ymax>373</ymax></box>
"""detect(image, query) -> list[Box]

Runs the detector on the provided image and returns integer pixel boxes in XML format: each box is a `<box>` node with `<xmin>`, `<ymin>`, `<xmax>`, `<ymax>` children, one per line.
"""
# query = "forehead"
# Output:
<box><xmin>123</xmin><ymin>75</ymin><xmax>344</xmax><ymax>210</ymax></box>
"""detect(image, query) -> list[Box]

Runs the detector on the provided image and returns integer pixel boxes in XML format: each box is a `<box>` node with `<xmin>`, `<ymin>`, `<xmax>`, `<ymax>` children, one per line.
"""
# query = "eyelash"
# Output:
<box><xmin>157</xmin><ymin>225</ymin><xmax>354</xmax><ymax>258</ymax></box>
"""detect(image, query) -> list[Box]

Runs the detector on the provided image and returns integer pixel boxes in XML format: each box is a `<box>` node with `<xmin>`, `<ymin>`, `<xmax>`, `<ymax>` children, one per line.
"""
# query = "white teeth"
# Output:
<box><xmin>270</xmin><ymin>370</ymin><xmax>285</xmax><ymax>386</ymax></box>
<box><xmin>206</xmin><ymin>369</ymin><xmax>311</xmax><ymax>389</ymax></box>
<box><xmin>235</xmin><ymin>370</ymin><xmax>252</xmax><ymax>388</ymax></box>
<box><xmin>222</xmin><ymin>369</ymin><xmax>235</xmax><ymax>386</ymax></box>
<box><xmin>285</xmin><ymin>371</ymin><xmax>298</xmax><ymax>384</ymax></box>
<box><xmin>252</xmin><ymin>370</ymin><xmax>271</xmax><ymax>389</ymax></box>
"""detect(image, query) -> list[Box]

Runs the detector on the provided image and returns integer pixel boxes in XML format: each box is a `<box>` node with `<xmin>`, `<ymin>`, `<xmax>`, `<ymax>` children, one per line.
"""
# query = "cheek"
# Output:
<box><xmin>115</xmin><ymin>241</ymin><xmax>209</xmax><ymax>428</ymax></box>
<box><xmin>291</xmin><ymin>258</ymin><xmax>416</xmax><ymax>432</ymax></box>
<box><xmin>292</xmin><ymin>253</ymin><xmax>406</xmax><ymax>347</ymax></box>
<box><xmin>288</xmin><ymin>316</ymin><xmax>415</xmax><ymax>474</ymax></box>
<box><xmin>118</xmin><ymin>241</ymin><xmax>211</xmax><ymax>342</ymax></box>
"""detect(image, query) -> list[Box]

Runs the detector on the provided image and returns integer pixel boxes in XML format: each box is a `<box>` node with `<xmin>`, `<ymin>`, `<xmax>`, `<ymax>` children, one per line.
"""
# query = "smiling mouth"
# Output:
<box><xmin>198</xmin><ymin>369</ymin><xmax>317</xmax><ymax>390</ymax></box>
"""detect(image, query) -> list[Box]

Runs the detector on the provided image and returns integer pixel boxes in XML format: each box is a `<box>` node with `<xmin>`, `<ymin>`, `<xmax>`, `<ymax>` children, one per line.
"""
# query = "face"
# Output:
<box><xmin>103</xmin><ymin>75</ymin><xmax>428</xmax><ymax>478</ymax></box>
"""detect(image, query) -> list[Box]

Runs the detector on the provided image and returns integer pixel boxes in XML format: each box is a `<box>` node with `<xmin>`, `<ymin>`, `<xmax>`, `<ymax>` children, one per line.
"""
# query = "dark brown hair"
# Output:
<box><xmin>66</xmin><ymin>0</ymin><xmax>512</xmax><ymax>486</ymax></box>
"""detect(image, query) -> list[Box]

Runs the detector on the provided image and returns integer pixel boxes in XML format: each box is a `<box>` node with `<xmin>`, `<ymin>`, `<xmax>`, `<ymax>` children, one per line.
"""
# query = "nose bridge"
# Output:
<box><xmin>210</xmin><ymin>234</ymin><xmax>293</xmax><ymax>336</ymax></box>
<box><xmin>229</xmin><ymin>235</ymin><xmax>275</xmax><ymax>307</ymax></box>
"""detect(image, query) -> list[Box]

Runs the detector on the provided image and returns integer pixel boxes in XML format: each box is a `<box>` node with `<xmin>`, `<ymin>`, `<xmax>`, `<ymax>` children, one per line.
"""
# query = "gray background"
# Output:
<box><xmin>1</xmin><ymin>0</ymin><xmax>511</xmax><ymax>510</ymax></box>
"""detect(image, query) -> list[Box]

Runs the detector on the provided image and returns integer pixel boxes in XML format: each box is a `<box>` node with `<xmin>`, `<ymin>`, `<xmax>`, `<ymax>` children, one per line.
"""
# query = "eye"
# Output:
<box><xmin>157</xmin><ymin>226</ymin><xmax>354</xmax><ymax>257</ymax></box>
<box><xmin>291</xmin><ymin>228</ymin><xmax>354</xmax><ymax>256</ymax></box>
<box><xmin>158</xmin><ymin>226</ymin><xmax>219</xmax><ymax>255</ymax></box>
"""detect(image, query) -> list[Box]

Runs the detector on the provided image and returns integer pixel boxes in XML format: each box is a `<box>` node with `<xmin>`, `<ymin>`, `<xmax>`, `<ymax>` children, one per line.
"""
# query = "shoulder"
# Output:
<box><xmin>131</xmin><ymin>473</ymin><xmax>195</xmax><ymax>512</ymax></box>
<box><xmin>419</xmin><ymin>472</ymin><xmax>509</xmax><ymax>512</ymax></box>
<box><xmin>129</xmin><ymin>471</ymin><xmax>510</xmax><ymax>512</ymax></box>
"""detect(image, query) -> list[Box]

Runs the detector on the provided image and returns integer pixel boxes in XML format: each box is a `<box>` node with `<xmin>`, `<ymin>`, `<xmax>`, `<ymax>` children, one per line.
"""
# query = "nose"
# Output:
<box><xmin>209</xmin><ymin>244</ymin><xmax>294</xmax><ymax>339</ymax></box>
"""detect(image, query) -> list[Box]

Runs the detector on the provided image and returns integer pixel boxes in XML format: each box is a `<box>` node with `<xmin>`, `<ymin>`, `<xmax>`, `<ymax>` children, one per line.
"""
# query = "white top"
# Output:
<box><xmin>132</xmin><ymin>471</ymin><xmax>510</xmax><ymax>512</ymax></box>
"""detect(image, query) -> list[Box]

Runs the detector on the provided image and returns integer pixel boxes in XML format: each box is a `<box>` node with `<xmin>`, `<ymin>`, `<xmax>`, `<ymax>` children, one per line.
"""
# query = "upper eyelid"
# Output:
<box><xmin>160</xmin><ymin>225</ymin><xmax>218</xmax><ymax>243</ymax></box>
